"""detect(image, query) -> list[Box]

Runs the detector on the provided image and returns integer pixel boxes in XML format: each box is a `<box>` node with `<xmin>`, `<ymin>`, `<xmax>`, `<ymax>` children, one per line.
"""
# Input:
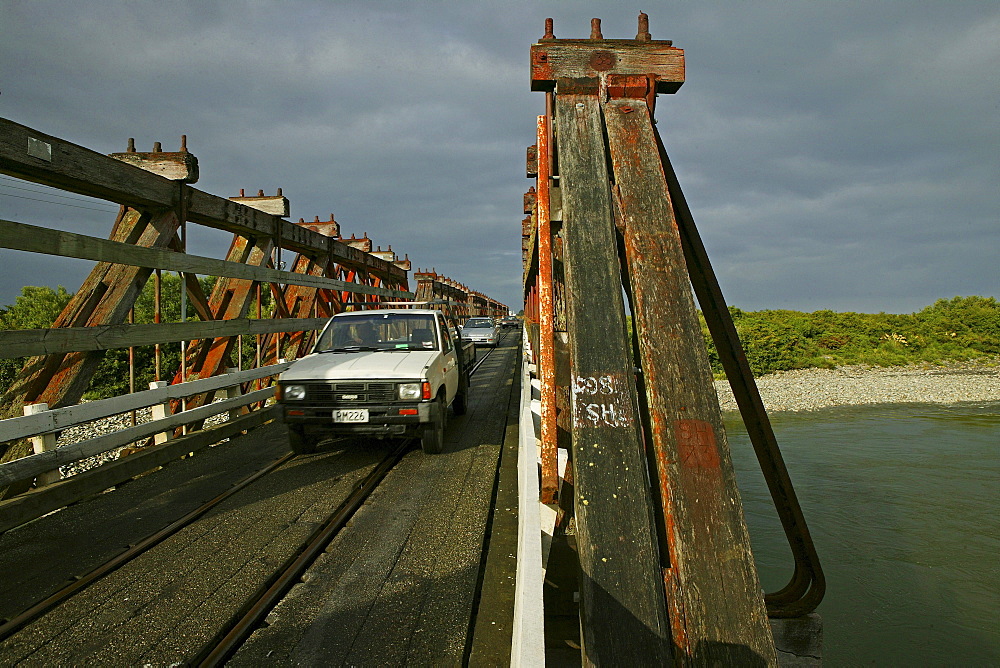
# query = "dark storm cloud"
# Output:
<box><xmin>1</xmin><ymin>1</ymin><xmax>997</xmax><ymax>313</ymax></box>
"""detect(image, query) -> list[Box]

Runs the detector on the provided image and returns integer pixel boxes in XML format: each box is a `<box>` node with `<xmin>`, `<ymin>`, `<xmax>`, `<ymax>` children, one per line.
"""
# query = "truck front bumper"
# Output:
<box><xmin>281</xmin><ymin>401</ymin><xmax>436</xmax><ymax>437</ymax></box>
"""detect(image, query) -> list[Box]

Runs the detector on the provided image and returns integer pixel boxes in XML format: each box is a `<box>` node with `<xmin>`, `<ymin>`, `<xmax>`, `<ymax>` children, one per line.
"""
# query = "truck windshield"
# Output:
<box><xmin>314</xmin><ymin>313</ymin><xmax>439</xmax><ymax>352</ymax></box>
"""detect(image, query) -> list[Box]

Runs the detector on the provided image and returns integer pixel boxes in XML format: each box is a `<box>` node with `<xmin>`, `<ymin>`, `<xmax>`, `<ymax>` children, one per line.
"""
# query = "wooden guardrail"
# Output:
<box><xmin>0</xmin><ymin>117</ymin><xmax>416</xmax><ymax>498</ymax></box>
<box><xmin>0</xmin><ymin>120</ymin><xmax>410</xmax><ymax>274</ymax></box>
<box><xmin>0</xmin><ymin>363</ymin><xmax>287</xmax><ymax>533</ymax></box>
<box><xmin>0</xmin><ymin>117</ymin><xmax>507</xmax><ymax>507</ymax></box>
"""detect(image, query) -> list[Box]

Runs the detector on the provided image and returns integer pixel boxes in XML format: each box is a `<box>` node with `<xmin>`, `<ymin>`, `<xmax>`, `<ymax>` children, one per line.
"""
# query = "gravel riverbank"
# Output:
<box><xmin>715</xmin><ymin>361</ymin><xmax>1000</xmax><ymax>413</ymax></box>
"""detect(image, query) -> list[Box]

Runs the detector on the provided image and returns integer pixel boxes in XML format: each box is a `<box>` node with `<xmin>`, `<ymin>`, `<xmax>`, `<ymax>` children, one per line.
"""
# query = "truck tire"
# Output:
<box><xmin>420</xmin><ymin>396</ymin><xmax>447</xmax><ymax>454</ymax></box>
<box><xmin>288</xmin><ymin>426</ymin><xmax>318</xmax><ymax>455</ymax></box>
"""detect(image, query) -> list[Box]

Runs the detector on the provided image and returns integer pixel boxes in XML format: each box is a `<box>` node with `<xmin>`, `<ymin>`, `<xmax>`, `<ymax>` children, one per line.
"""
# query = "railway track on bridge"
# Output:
<box><xmin>197</xmin><ymin>438</ymin><xmax>411</xmax><ymax>666</ymax></box>
<box><xmin>0</xmin><ymin>329</ymin><xmax>518</xmax><ymax>665</ymax></box>
<box><xmin>0</xmin><ymin>450</ymin><xmax>297</xmax><ymax>643</ymax></box>
<box><xmin>202</xmin><ymin>334</ymin><xmax>514</xmax><ymax>665</ymax></box>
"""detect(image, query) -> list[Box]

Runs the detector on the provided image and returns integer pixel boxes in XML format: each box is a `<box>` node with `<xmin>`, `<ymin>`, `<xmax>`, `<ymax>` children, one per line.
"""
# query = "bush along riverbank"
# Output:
<box><xmin>3</xmin><ymin>288</ymin><xmax>998</xmax><ymax>405</ymax></box>
<box><xmin>701</xmin><ymin>296</ymin><xmax>1000</xmax><ymax>377</ymax></box>
<box><xmin>696</xmin><ymin>296</ymin><xmax>1000</xmax><ymax>412</ymax></box>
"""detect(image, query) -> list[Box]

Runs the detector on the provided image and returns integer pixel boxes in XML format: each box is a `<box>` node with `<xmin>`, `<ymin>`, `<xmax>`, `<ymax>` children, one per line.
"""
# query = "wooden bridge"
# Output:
<box><xmin>0</xmin><ymin>14</ymin><xmax>823</xmax><ymax>665</ymax></box>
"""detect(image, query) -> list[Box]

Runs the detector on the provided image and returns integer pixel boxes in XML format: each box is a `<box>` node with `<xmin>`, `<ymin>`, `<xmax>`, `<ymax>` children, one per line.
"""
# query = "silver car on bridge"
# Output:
<box><xmin>460</xmin><ymin>317</ymin><xmax>500</xmax><ymax>347</ymax></box>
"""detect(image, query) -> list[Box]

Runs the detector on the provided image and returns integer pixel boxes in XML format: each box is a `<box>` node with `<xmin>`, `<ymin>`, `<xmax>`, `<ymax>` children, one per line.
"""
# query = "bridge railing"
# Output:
<box><xmin>0</xmin><ymin>362</ymin><xmax>288</xmax><ymax>533</ymax></box>
<box><xmin>0</xmin><ymin>116</ymin><xmax>507</xmax><ymax>521</ymax></box>
<box><xmin>0</xmin><ymin>118</ymin><xmax>417</xmax><ymax>502</ymax></box>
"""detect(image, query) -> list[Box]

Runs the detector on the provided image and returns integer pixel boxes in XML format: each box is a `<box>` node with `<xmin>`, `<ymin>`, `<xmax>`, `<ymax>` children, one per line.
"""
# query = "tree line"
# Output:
<box><xmin>701</xmin><ymin>296</ymin><xmax>1000</xmax><ymax>376</ymax></box>
<box><xmin>2</xmin><ymin>285</ymin><xmax>998</xmax><ymax>400</ymax></box>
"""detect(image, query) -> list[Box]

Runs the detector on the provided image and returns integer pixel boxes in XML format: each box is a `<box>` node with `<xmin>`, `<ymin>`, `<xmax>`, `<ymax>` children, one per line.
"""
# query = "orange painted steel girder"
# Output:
<box><xmin>535</xmin><ymin>113</ymin><xmax>559</xmax><ymax>504</ymax></box>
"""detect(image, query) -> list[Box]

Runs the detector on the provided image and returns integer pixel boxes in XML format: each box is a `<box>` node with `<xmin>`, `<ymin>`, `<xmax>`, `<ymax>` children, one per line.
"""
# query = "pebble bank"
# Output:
<box><xmin>715</xmin><ymin>361</ymin><xmax>1000</xmax><ymax>413</ymax></box>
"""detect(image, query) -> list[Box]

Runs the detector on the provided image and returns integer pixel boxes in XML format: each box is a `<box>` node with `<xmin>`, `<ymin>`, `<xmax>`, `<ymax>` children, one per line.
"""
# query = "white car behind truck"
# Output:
<box><xmin>276</xmin><ymin>307</ymin><xmax>474</xmax><ymax>454</ymax></box>
<box><xmin>460</xmin><ymin>316</ymin><xmax>500</xmax><ymax>347</ymax></box>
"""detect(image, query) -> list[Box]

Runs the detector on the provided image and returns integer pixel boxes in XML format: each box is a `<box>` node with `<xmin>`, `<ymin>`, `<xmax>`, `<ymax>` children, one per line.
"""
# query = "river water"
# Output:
<box><xmin>725</xmin><ymin>402</ymin><xmax>1000</xmax><ymax>665</ymax></box>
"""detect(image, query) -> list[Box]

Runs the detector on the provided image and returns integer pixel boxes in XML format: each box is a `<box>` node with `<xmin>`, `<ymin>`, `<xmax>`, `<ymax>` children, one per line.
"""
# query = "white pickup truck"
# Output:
<box><xmin>276</xmin><ymin>307</ymin><xmax>475</xmax><ymax>454</ymax></box>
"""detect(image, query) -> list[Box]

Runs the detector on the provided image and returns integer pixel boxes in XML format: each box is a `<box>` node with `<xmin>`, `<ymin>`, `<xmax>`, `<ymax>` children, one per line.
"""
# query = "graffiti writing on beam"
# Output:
<box><xmin>571</xmin><ymin>374</ymin><xmax>633</xmax><ymax>429</ymax></box>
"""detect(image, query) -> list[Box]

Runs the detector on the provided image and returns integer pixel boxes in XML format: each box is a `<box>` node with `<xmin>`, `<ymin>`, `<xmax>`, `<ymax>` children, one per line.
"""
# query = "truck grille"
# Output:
<box><xmin>309</xmin><ymin>382</ymin><xmax>396</xmax><ymax>403</ymax></box>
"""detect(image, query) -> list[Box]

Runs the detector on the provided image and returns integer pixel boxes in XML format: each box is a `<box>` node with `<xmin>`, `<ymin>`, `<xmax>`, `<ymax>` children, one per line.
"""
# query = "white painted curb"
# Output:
<box><xmin>511</xmin><ymin>334</ymin><xmax>546</xmax><ymax>666</ymax></box>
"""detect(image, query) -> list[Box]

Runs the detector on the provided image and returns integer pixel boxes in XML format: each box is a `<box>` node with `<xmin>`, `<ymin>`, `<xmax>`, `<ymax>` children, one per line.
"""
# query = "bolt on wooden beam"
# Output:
<box><xmin>109</xmin><ymin>135</ymin><xmax>199</xmax><ymax>183</ymax></box>
<box><xmin>530</xmin><ymin>14</ymin><xmax>684</xmax><ymax>94</ymax></box>
<box><xmin>229</xmin><ymin>188</ymin><xmax>290</xmax><ymax>217</ymax></box>
<box><xmin>296</xmin><ymin>214</ymin><xmax>340</xmax><ymax>238</ymax></box>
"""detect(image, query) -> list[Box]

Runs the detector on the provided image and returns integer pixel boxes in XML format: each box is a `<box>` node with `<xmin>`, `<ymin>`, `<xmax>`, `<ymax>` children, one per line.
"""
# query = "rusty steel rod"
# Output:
<box><xmin>536</xmin><ymin>114</ymin><xmax>559</xmax><ymax>504</ymax></box>
<box><xmin>256</xmin><ymin>284</ymin><xmax>262</xmax><ymax>381</ymax></box>
<box><xmin>154</xmin><ymin>268</ymin><xmax>162</xmax><ymax>381</ymax></box>
<box><xmin>128</xmin><ymin>307</ymin><xmax>136</xmax><ymax>426</ymax></box>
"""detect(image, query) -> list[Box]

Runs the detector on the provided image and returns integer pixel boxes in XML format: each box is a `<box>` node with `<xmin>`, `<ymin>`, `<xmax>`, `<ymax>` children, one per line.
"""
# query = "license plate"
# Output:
<box><xmin>333</xmin><ymin>408</ymin><xmax>369</xmax><ymax>423</ymax></box>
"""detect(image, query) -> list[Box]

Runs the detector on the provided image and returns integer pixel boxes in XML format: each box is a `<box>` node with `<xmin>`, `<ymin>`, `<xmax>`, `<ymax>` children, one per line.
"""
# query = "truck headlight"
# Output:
<box><xmin>398</xmin><ymin>383</ymin><xmax>422</xmax><ymax>400</ymax></box>
<box><xmin>283</xmin><ymin>384</ymin><xmax>306</xmax><ymax>400</ymax></box>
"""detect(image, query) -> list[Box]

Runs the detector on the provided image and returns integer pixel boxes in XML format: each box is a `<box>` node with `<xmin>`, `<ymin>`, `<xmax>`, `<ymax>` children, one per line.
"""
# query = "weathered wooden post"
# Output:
<box><xmin>149</xmin><ymin>380</ymin><xmax>173</xmax><ymax>446</ymax></box>
<box><xmin>224</xmin><ymin>368</ymin><xmax>243</xmax><ymax>423</ymax></box>
<box><xmin>606</xmin><ymin>84</ymin><xmax>777</xmax><ymax>663</ymax></box>
<box><xmin>22</xmin><ymin>404</ymin><xmax>60</xmax><ymax>486</ymax></box>
<box><xmin>530</xmin><ymin>15</ymin><xmax>780</xmax><ymax>664</ymax></box>
<box><xmin>533</xmin><ymin>17</ymin><xmax>677</xmax><ymax>664</ymax></box>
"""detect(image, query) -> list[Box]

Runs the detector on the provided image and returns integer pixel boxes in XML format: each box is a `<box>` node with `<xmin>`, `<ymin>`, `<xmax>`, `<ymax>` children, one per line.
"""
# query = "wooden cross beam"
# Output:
<box><xmin>530</xmin><ymin>15</ymin><xmax>684</xmax><ymax>95</ymax></box>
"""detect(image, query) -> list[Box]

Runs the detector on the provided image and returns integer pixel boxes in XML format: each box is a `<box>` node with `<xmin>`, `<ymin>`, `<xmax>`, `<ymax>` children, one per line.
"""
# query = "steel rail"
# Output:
<box><xmin>196</xmin><ymin>438</ymin><xmax>413</xmax><ymax>667</ymax></box>
<box><xmin>194</xmin><ymin>336</ymin><xmax>512</xmax><ymax>664</ymax></box>
<box><xmin>0</xmin><ymin>451</ymin><xmax>295</xmax><ymax>642</ymax></box>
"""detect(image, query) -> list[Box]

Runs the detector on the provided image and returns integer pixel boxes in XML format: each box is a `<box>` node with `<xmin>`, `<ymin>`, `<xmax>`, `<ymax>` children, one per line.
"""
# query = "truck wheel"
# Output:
<box><xmin>288</xmin><ymin>426</ymin><xmax>317</xmax><ymax>455</ymax></box>
<box><xmin>420</xmin><ymin>396</ymin><xmax>447</xmax><ymax>454</ymax></box>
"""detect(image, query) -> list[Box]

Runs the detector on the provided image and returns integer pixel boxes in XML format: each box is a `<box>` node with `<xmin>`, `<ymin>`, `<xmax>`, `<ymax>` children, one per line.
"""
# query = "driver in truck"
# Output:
<box><xmin>351</xmin><ymin>322</ymin><xmax>379</xmax><ymax>346</ymax></box>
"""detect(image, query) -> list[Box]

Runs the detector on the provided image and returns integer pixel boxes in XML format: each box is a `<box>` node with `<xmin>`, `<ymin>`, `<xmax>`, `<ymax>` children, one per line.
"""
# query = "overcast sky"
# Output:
<box><xmin>1</xmin><ymin>1</ymin><xmax>997</xmax><ymax>315</ymax></box>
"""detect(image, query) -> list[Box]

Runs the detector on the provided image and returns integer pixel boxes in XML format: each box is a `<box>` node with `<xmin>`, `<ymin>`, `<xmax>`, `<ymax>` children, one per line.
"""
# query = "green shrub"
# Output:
<box><xmin>0</xmin><ymin>286</ymin><xmax>74</xmax><ymax>395</ymax></box>
<box><xmin>7</xmin><ymin>286</ymin><xmax>998</xmax><ymax>399</ymax></box>
<box><xmin>701</xmin><ymin>296</ymin><xmax>1000</xmax><ymax>376</ymax></box>
<box><xmin>732</xmin><ymin>311</ymin><xmax>821</xmax><ymax>375</ymax></box>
